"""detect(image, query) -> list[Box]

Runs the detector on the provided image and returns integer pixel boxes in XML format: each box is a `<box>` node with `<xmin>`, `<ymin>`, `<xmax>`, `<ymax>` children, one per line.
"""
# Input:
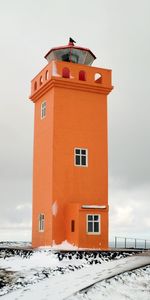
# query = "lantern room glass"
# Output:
<box><xmin>46</xmin><ymin>48</ymin><xmax>95</xmax><ymax>66</ymax></box>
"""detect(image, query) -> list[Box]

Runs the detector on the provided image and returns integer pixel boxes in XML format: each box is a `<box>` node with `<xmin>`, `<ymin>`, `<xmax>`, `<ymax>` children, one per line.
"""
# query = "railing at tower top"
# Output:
<box><xmin>30</xmin><ymin>60</ymin><xmax>112</xmax><ymax>97</ymax></box>
<box><xmin>114</xmin><ymin>236</ymin><xmax>150</xmax><ymax>250</ymax></box>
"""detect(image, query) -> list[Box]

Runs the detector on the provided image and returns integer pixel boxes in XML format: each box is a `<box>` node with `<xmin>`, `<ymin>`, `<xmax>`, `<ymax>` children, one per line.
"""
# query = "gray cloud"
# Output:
<box><xmin>109</xmin><ymin>183</ymin><xmax>150</xmax><ymax>239</ymax></box>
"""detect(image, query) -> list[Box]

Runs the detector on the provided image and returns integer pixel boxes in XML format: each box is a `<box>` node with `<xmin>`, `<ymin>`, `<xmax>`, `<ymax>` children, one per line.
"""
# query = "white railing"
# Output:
<box><xmin>114</xmin><ymin>236</ymin><xmax>150</xmax><ymax>249</ymax></box>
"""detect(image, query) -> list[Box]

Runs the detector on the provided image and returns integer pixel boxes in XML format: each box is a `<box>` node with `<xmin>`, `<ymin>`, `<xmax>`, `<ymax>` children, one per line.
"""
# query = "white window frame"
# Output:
<box><xmin>86</xmin><ymin>214</ymin><xmax>100</xmax><ymax>235</ymax></box>
<box><xmin>39</xmin><ymin>213</ymin><xmax>45</xmax><ymax>232</ymax></box>
<box><xmin>41</xmin><ymin>101</ymin><xmax>46</xmax><ymax>119</ymax></box>
<box><xmin>74</xmin><ymin>148</ymin><xmax>88</xmax><ymax>167</ymax></box>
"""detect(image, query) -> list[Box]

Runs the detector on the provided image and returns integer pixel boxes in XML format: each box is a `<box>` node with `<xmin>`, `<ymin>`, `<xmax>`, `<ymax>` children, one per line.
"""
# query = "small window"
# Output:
<box><xmin>74</xmin><ymin>148</ymin><xmax>88</xmax><ymax>167</ymax></box>
<box><xmin>79</xmin><ymin>70</ymin><xmax>86</xmax><ymax>81</ymax></box>
<box><xmin>95</xmin><ymin>73</ymin><xmax>102</xmax><ymax>83</ymax></box>
<box><xmin>71</xmin><ymin>220</ymin><xmax>75</xmax><ymax>232</ymax></box>
<box><xmin>40</xmin><ymin>76</ymin><xmax>43</xmax><ymax>86</ymax></box>
<box><xmin>34</xmin><ymin>81</ymin><xmax>37</xmax><ymax>91</ymax></box>
<box><xmin>41</xmin><ymin>101</ymin><xmax>46</xmax><ymax>119</ymax></box>
<box><xmin>45</xmin><ymin>70</ymin><xmax>49</xmax><ymax>80</ymax></box>
<box><xmin>62</xmin><ymin>67</ymin><xmax>70</xmax><ymax>78</ymax></box>
<box><xmin>87</xmin><ymin>214</ymin><xmax>100</xmax><ymax>235</ymax></box>
<box><xmin>39</xmin><ymin>213</ymin><xmax>45</xmax><ymax>232</ymax></box>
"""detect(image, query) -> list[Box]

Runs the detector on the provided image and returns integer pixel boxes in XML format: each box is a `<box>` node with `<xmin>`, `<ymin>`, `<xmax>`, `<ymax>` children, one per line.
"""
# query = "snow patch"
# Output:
<box><xmin>0</xmin><ymin>251</ymin><xmax>57</xmax><ymax>272</ymax></box>
<box><xmin>1</xmin><ymin>254</ymin><xmax>150</xmax><ymax>300</ymax></box>
<box><xmin>38</xmin><ymin>240</ymin><xmax>78</xmax><ymax>251</ymax></box>
<box><xmin>52</xmin><ymin>240</ymin><xmax>78</xmax><ymax>250</ymax></box>
<box><xmin>52</xmin><ymin>201</ymin><xmax>58</xmax><ymax>216</ymax></box>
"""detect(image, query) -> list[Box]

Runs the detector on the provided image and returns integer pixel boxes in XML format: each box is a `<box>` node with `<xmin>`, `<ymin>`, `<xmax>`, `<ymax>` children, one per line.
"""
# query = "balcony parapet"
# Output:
<box><xmin>30</xmin><ymin>60</ymin><xmax>113</xmax><ymax>102</ymax></box>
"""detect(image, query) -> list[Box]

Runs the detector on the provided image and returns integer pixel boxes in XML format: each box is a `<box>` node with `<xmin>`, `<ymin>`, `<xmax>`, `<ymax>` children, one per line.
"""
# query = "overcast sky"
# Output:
<box><xmin>0</xmin><ymin>0</ymin><xmax>149</xmax><ymax>243</ymax></box>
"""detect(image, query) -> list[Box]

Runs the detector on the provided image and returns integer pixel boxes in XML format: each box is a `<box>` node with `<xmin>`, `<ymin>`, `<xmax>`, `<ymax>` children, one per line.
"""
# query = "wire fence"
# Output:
<box><xmin>114</xmin><ymin>236</ymin><xmax>150</xmax><ymax>249</ymax></box>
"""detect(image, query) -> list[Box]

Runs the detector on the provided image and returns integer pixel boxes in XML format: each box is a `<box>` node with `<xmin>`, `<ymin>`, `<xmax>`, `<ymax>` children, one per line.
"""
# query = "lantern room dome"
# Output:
<box><xmin>44</xmin><ymin>38</ymin><xmax>96</xmax><ymax>66</ymax></box>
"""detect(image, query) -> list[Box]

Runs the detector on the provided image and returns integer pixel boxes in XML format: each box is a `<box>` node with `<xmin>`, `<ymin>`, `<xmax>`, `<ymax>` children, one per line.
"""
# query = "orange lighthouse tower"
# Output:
<box><xmin>30</xmin><ymin>39</ymin><xmax>113</xmax><ymax>249</ymax></box>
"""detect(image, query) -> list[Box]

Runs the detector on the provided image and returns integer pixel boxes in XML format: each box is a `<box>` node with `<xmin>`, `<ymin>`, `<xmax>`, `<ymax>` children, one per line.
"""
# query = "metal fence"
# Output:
<box><xmin>114</xmin><ymin>236</ymin><xmax>150</xmax><ymax>249</ymax></box>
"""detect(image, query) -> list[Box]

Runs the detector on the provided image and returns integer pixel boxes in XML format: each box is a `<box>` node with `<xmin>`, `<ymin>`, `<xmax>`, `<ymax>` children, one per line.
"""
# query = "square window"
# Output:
<box><xmin>74</xmin><ymin>148</ymin><xmax>88</xmax><ymax>167</ymax></box>
<box><xmin>87</xmin><ymin>214</ymin><xmax>100</xmax><ymax>235</ymax></box>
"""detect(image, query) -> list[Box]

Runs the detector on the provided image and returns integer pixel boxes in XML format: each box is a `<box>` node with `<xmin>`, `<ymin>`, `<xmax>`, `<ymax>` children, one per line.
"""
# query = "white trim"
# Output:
<box><xmin>41</xmin><ymin>101</ymin><xmax>46</xmax><ymax>119</ymax></box>
<box><xmin>74</xmin><ymin>147</ymin><xmax>88</xmax><ymax>167</ymax></box>
<box><xmin>86</xmin><ymin>214</ymin><xmax>101</xmax><ymax>235</ymax></box>
<box><xmin>82</xmin><ymin>205</ymin><xmax>106</xmax><ymax>209</ymax></box>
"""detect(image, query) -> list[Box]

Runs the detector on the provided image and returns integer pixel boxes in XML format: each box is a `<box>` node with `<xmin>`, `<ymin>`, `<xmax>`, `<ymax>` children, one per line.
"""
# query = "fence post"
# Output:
<box><xmin>135</xmin><ymin>238</ymin><xmax>137</xmax><ymax>248</ymax></box>
<box><xmin>115</xmin><ymin>236</ymin><xmax>117</xmax><ymax>248</ymax></box>
<box><xmin>145</xmin><ymin>240</ymin><xmax>147</xmax><ymax>249</ymax></box>
<box><xmin>125</xmin><ymin>238</ymin><xmax>127</xmax><ymax>248</ymax></box>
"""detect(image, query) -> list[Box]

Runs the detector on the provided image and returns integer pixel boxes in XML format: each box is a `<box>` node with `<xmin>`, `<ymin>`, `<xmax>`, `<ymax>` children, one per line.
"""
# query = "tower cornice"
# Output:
<box><xmin>30</xmin><ymin>77</ymin><xmax>113</xmax><ymax>102</ymax></box>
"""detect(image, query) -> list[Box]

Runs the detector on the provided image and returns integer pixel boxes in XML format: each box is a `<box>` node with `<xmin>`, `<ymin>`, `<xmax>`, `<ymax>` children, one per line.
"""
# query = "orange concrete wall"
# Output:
<box><xmin>52</xmin><ymin>87</ymin><xmax>108</xmax><ymax>245</ymax></box>
<box><xmin>32</xmin><ymin>89</ymin><xmax>54</xmax><ymax>247</ymax></box>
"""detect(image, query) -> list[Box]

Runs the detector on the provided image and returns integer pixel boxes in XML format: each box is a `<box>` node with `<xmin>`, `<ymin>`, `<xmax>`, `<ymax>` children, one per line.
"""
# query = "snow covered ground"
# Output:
<box><xmin>78</xmin><ymin>266</ymin><xmax>150</xmax><ymax>300</ymax></box>
<box><xmin>0</xmin><ymin>241</ymin><xmax>31</xmax><ymax>248</ymax></box>
<box><xmin>0</xmin><ymin>243</ymin><xmax>150</xmax><ymax>300</ymax></box>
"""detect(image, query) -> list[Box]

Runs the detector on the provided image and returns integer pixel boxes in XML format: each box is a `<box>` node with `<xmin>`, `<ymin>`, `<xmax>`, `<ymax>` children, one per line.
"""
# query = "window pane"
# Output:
<box><xmin>88</xmin><ymin>222</ymin><xmax>93</xmax><ymax>232</ymax></box>
<box><xmin>88</xmin><ymin>215</ymin><xmax>93</xmax><ymax>221</ymax></box>
<box><xmin>94</xmin><ymin>222</ymin><xmax>99</xmax><ymax>232</ymax></box>
<box><xmin>75</xmin><ymin>149</ymin><xmax>80</xmax><ymax>154</ymax></box>
<box><xmin>81</xmin><ymin>149</ymin><xmax>86</xmax><ymax>155</ymax></box>
<box><xmin>94</xmin><ymin>215</ymin><xmax>99</xmax><ymax>221</ymax></box>
<box><xmin>81</xmin><ymin>155</ymin><xmax>86</xmax><ymax>165</ymax></box>
<box><xmin>76</xmin><ymin>155</ymin><xmax>80</xmax><ymax>165</ymax></box>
